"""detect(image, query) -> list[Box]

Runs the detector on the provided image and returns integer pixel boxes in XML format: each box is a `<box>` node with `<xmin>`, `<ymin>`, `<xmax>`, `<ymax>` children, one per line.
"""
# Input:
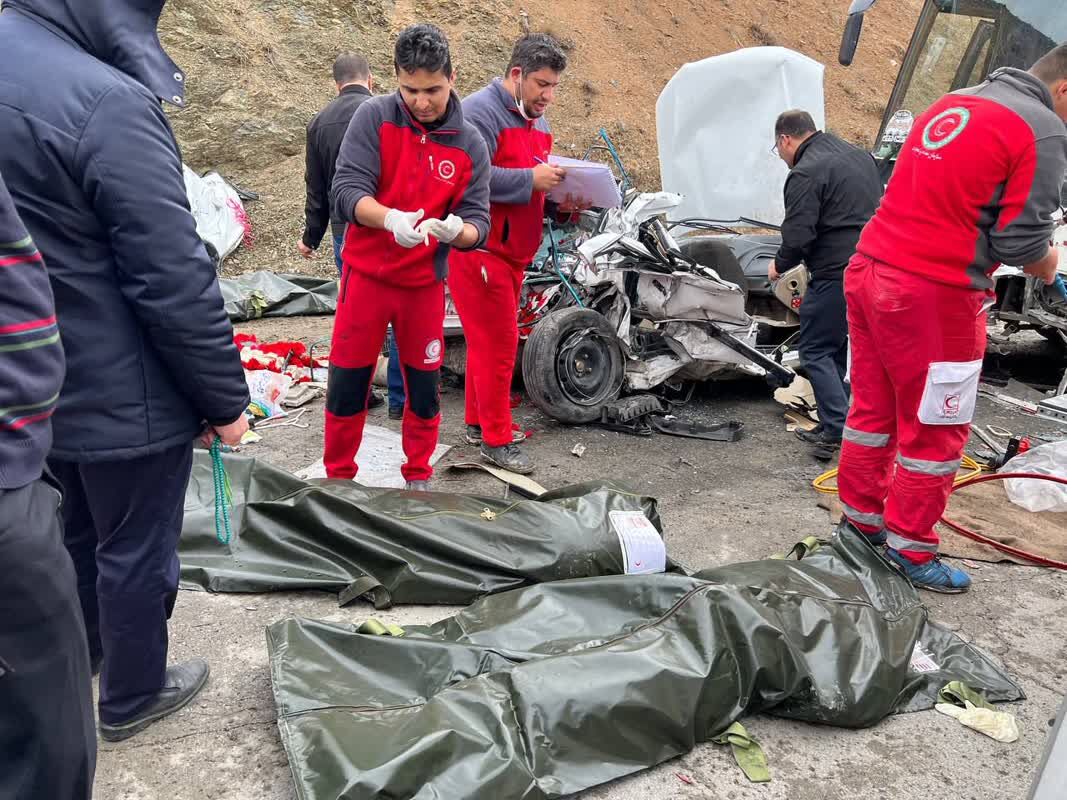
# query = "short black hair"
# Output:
<box><xmin>394</xmin><ymin>24</ymin><xmax>452</xmax><ymax>77</ymax></box>
<box><xmin>507</xmin><ymin>33</ymin><xmax>568</xmax><ymax>76</ymax></box>
<box><xmin>333</xmin><ymin>51</ymin><xmax>370</xmax><ymax>85</ymax></box>
<box><xmin>775</xmin><ymin>109</ymin><xmax>817</xmax><ymax>138</ymax></box>
<box><xmin>1031</xmin><ymin>43</ymin><xmax>1067</xmax><ymax>84</ymax></box>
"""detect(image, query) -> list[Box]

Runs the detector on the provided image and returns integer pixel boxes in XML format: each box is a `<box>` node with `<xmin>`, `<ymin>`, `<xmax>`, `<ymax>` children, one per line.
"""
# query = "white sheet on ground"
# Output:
<box><xmin>656</xmin><ymin>46</ymin><xmax>825</xmax><ymax>227</ymax></box>
<box><xmin>295</xmin><ymin>424</ymin><xmax>451</xmax><ymax>488</ymax></box>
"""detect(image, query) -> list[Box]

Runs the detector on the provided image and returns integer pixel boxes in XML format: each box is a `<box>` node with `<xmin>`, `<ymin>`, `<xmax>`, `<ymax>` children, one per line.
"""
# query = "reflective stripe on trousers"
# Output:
<box><xmin>835</xmin><ymin>254</ymin><xmax>986</xmax><ymax>562</ymax></box>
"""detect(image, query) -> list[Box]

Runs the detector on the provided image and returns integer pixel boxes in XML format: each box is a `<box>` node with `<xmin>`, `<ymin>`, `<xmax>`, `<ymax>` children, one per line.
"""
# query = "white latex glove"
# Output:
<box><xmin>935</xmin><ymin>701</ymin><xmax>1019</xmax><ymax>743</ymax></box>
<box><xmin>417</xmin><ymin>214</ymin><xmax>464</xmax><ymax>244</ymax></box>
<box><xmin>384</xmin><ymin>208</ymin><xmax>427</xmax><ymax>248</ymax></box>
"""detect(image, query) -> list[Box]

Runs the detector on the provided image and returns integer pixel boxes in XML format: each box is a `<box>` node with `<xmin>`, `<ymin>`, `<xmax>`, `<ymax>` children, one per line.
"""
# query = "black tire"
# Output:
<box><xmin>676</xmin><ymin>238</ymin><xmax>750</xmax><ymax>301</ymax></box>
<box><xmin>522</xmin><ymin>307</ymin><xmax>624</xmax><ymax>424</ymax></box>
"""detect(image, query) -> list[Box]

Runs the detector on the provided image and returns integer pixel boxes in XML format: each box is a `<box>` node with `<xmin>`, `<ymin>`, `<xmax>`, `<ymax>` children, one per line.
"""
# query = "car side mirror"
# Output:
<box><xmin>839</xmin><ymin>0</ymin><xmax>877</xmax><ymax>66</ymax></box>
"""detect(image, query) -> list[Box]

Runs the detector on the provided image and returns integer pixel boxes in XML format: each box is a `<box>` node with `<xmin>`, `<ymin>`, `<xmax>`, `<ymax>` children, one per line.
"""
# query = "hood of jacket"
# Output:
<box><xmin>987</xmin><ymin>67</ymin><xmax>1055</xmax><ymax>112</ymax></box>
<box><xmin>4</xmin><ymin>0</ymin><xmax>186</xmax><ymax>105</ymax></box>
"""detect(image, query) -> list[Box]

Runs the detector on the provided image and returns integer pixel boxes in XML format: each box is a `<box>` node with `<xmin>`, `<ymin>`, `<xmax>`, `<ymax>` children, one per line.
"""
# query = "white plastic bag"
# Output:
<box><xmin>244</xmin><ymin>370</ymin><xmax>292</xmax><ymax>419</ymax></box>
<box><xmin>1002</xmin><ymin>441</ymin><xmax>1067</xmax><ymax>513</ymax></box>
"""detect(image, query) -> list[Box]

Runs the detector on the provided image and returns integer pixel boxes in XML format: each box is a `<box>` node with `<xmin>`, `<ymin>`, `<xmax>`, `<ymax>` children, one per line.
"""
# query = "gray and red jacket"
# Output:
<box><xmin>462</xmin><ymin>78</ymin><xmax>553</xmax><ymax>268</ymax></box>
<box><xmin>858</xmin><ymin>68</ymin><xmax>1067</xmax><ymax>290</ymax></box>
<box><xmin>331</xmin><ymin>91</ymin><xmax>491</xmax><ymax>288</ymax></box>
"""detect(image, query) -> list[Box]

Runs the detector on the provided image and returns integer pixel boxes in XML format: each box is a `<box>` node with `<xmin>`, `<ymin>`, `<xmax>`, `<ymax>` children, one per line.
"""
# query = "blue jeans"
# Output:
<box><xmin>798</xmin><ymin>278</ymin><xmax>851</xmax><ymax>438</ymax></box>
<box><xmin>333</xmin><ymin>233</ymin><xmax>405</xmax><ymax>410</ymax></box>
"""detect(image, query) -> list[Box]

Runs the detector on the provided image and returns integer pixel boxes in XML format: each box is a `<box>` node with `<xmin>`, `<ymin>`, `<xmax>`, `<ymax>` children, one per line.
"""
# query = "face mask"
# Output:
<box><xmin>514</xmin><ymin>74</ymin><xmax>532</xmax><ymax>121</ymax></box>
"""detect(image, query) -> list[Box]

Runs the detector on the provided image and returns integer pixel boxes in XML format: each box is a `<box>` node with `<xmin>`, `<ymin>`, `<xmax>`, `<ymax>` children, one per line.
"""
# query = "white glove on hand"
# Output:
<box><xmin>417</xmin><ymin>214</ymin><xmax>464</xmax><ymax>244</ymax></box>
<box><xmin>384</xmin><ymin>208</ymin><xmax>427</xmax><ymax>248</ymax></box>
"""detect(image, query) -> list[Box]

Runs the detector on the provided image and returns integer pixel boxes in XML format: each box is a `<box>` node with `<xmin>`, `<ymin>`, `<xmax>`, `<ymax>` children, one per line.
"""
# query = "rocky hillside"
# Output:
<box><xmin>160</xmin><ymin>0</ymin><xmax>922</xmax><ymax>276</ymax></box>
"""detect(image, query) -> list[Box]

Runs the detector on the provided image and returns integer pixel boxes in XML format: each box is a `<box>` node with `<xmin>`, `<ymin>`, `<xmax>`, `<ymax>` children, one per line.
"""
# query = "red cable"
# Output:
<box><xmin>940</xmin><ymin>472</ymin><xmax>1067</xmax><ymax>570</ymax></box>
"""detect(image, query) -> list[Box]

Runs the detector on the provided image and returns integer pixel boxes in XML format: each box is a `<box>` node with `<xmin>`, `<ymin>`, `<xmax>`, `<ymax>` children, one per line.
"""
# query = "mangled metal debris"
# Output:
<box><xmin>518</xmin><ymin>191</ymin><xmax>794</xmax><ymax>426</ymax></box>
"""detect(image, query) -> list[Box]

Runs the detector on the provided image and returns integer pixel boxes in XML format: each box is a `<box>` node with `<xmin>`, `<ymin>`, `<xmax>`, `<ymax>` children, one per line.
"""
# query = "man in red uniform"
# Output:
<box><xmin>838</xmin><ymin>46</ymin><xmax>1067</xmax><ymax>592</ymax></box>
<box><xmin>450</xmin><ymin>34</ymin><xmax>569</xmax><ymax>473</ymax></box>
<box><xmin>324</xmin><ymin>24</ymin><xmax>490</xmax><ymax>490</ymax></box>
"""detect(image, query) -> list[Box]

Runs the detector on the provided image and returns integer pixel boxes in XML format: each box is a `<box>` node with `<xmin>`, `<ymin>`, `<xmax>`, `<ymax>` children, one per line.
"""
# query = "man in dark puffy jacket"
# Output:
<box><xmin>771</xmin><ymin>110</ymin><xmax>883</xmax><ymax>459</ymax></box>
<box><xmin>0</xmin><ymin>169</ymin><xmax>96</xmax><ymax>799</ymax></box>
<box><xmin>0</xmin><ymin>0</ymin><xmax>250</xmax><ymax>741</ymax></box>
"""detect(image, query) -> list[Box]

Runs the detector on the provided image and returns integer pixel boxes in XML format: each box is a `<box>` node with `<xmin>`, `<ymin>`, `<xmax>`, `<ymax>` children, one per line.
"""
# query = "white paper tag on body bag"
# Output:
<box><xmin>917</xmin><ymin>359</ymin><xmax>983</xmax><ymax>426</ymax></box>
<box><xmin>909</xmin><ymin>642</ymin><xmax>940</xmax><ymax>674</ymax></box>
<box><xmin>609</xmin><ymin>511</ymin><xmax>666</xmax><ymax>575</ymax></box>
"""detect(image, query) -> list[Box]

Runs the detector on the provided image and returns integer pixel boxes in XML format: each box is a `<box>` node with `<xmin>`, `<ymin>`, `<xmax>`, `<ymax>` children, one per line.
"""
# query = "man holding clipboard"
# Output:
<box><xmin>451</xmin><ymin>34</ymin><xmax>572</xmax><ymax>474</ymax></box>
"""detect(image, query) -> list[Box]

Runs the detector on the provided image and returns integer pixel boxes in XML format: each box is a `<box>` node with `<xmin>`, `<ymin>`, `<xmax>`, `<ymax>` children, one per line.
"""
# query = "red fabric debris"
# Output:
<box><xmin>235</xmin><ymin>334</ymin><xmax>327</xmax><ymax>383</ymax></box>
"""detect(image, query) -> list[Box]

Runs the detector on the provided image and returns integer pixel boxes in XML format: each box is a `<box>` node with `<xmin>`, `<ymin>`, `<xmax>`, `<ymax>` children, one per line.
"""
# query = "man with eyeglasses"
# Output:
<box><xmin>770</xmin><ymin>110</ymin><xmax>883</xmax><ymax>459</ymax></box>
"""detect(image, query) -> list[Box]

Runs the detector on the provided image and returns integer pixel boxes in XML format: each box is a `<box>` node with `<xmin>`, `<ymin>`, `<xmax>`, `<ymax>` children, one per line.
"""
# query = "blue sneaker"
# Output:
<box><xmin>884</xmin><ymin>548</ymin><xmax>971</xmax><ymax>593</ymax></box>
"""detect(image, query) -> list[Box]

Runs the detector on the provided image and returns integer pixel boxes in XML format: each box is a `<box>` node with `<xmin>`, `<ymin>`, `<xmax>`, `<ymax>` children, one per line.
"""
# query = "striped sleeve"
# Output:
<box><xmin>0</xmin><ymin>173</ymin><xmax>65</xmax><ymax>488</ymax></box>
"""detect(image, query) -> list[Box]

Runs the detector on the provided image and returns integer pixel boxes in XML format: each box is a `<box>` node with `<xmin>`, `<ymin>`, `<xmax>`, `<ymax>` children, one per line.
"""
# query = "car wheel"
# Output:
<box><xmin>522</xmin><ymin>307</ymin><xmax>625</xmax><ymax>424</ymax></box>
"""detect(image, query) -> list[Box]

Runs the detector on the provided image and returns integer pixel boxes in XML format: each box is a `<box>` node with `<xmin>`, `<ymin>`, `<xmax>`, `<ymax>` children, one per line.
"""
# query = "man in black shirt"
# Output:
<box><xmin>299</xmin><ymin>51</ymin><xmax>404</xmax><ymax>414</ymax></box>
<box><xmin>771</xmin><ymin>109</ymin><xmax>883</xmax><ymax>459</ymax></box>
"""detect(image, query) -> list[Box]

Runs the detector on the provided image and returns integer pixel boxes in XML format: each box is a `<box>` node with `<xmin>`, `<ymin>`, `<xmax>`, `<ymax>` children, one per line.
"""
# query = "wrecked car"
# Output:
<box><xmin>515</xmin><ymin>192</ymin><xmax>795</xmax><ymax>425</ymax></box>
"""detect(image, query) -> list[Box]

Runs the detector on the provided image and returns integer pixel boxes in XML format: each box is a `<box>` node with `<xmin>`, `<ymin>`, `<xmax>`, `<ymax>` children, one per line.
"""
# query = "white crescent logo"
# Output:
<box><xmin>438</xmin><ymin>160</ymin><xmax>456</xmax><ymax>181</ymax></box>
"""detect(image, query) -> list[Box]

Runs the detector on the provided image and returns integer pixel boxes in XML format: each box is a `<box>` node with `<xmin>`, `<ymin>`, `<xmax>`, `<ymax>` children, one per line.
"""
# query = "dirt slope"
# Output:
<box><xmin>160</xmin><ymin>0</ymin><xmax>922</xmax><ymax>277</ymax></box>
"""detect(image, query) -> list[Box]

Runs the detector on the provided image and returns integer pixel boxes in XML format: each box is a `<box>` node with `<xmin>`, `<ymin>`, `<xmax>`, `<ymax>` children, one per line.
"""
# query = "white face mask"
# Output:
<box><xmin>513</xmin><ymin>75</ymin><xmax>532</xmax><ymax>120</ymax></box>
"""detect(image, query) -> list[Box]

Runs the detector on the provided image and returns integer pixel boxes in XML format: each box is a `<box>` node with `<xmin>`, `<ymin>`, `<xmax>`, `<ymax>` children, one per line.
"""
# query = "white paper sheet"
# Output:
<box><xmin>295</xmin><ymin>424</ymin><xmax>451</xmax><ymax>488</ymax></box>
<box><xmin>609</xmin><ymin>510</ymin><xmax>666</xmax><ymax>575</ymax></box>
<box><xmin>547</xmin><ymin>154</ymin><xmax>622</xmax><ymax>209</ymax></box>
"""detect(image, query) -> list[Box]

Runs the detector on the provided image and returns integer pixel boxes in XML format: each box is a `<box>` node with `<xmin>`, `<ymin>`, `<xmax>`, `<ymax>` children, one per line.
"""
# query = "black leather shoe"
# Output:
<box><xmin>99</xmin><ymin>659</ymin><xmax>210</xmax><ymax>742</ymax></box>
<box><xmin>480</xmin><ymin>443</ymin><xmax>534</xmax><ymax>474</ymax></box>
<box><xmin>795</xmin><ymin>427</ymin><xmax>841</xmax><ymax>447</ymax></box>
<box><xmin>388</xmin><ymin>405</ymin><xmax>404</xmax><ymax>420</ymax></box>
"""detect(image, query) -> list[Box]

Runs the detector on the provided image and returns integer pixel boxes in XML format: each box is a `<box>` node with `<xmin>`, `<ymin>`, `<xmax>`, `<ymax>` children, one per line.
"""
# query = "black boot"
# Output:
<box><xmin>480</xmin><ymin>442</ymin><xmax>534</xmax><ymax>474</ymax></box>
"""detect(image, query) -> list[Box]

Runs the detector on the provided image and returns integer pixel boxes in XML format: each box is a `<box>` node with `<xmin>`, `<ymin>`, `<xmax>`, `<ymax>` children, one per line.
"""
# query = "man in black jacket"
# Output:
<box><xmin>0</xmin><ymin>0</ymin><xmax>250</xmax><ymax>742</ymax></box>
<box><xmin>299</xmin><ymin>51</ymin><xmax>405</xmax><ymax>415</ymax></box>
<box><xmin>771</xmin><ymin>110</ymin><xmax>883</xmax><ymax>458</ymax></box>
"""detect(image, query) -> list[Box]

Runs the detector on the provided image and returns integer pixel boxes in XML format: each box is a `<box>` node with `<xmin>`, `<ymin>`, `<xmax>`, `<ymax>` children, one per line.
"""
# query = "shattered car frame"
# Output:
<box><xmin>516</xmin><ymin>191</ymin><xmax>795</xmax><ymax>423</ymax></box>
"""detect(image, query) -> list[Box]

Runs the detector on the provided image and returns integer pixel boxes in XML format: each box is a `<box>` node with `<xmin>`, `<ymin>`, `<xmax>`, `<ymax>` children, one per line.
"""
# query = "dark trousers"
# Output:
<box><xmin>50</xmin><ymin>443</ymin><xmax>193</xmax><ymax>725</ymax></box>
<box><xmin>798</xmin><ymin>277</ymin><xmax>851</xmax><ymax>438</ymax></box>
<box><xmin>333</xmin><ymin>232</ymin><xmax>406</xmax><ymax>411</ymax></box>
<box><xmin>0</xmin><ymin>478</ymin><xmax>96</xmax><ymax>800</ymax></box>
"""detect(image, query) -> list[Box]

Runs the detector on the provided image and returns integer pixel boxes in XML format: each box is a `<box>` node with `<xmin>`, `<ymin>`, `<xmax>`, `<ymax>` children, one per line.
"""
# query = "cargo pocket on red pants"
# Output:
<box><xmin>917</xmin><ymin>359</ymin><xmax>983</xmax><ymax>425</ymax></box>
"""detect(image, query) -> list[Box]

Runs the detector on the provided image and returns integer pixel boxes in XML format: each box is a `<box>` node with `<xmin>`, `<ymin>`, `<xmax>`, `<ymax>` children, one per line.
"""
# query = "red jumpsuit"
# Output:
<box><xmin>450</xmin><ymin>79</ymin><xmax>553</xmax><ymax>448</ymax></box>
<box><xmin>838</xmin><ymin>68</ymin><xmax>1067</xmax><ymax>562</ymax></box>
<box><xmin>323</xmin><ymin>92</ymin><xmax>489</xmax><ymax>481</ymax></box>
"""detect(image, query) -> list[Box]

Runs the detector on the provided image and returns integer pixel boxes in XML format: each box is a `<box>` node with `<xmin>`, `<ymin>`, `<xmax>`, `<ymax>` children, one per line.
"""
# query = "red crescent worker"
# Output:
<box><xmin>451</xmin><ymin>34</ymin><xmax>571</xmax><ymax>474</ymax></box>
<box><xmin>838</xmin><ymin>46</ymin><xmax>1067</xmax><ymax>592</ymax></box>
<box><xmin>324</xmin><ymin>24</ymin><xmax>490</xmax><ymax>490</ymax></box>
